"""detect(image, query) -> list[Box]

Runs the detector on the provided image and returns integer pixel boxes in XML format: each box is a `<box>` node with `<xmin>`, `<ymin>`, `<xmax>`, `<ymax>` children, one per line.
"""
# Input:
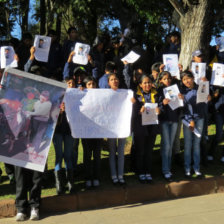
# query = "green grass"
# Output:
<box><xmin>0</xmin><ymin>124</ymin><xmax>224</xmax><ymax>200</ymax></box>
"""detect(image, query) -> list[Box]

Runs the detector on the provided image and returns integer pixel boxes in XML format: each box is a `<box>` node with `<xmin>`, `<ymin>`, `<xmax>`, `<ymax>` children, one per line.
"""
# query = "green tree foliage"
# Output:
<box><xmin>0</xmin><ymin>0</ymin><xmax>15</xmax><ymax>39</ymax></box>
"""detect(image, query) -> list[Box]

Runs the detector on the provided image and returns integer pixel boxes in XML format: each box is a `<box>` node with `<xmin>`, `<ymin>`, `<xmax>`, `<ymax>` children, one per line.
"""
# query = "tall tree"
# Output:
<box><xmin>169</xmin><ymin>0</ymin><xmax>212</xmax><ymax>68</ymax></box>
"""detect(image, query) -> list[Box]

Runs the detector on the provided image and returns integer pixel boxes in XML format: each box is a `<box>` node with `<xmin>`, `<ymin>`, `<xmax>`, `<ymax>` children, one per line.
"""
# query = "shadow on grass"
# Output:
<box><xmin>1</xmin><ymin>133</ymin><xmax>224</xmax><ymax>199</ymax></box>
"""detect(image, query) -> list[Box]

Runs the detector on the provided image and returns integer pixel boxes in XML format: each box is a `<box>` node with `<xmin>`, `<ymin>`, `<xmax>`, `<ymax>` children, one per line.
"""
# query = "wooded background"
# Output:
<box><xmin>1</xmin><ymin>0</ymin><xmax>224</xmax><ymax>67</ymax></box>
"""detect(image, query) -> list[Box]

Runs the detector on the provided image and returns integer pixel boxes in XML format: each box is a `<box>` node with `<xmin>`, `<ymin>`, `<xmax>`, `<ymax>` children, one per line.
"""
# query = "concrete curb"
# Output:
<box><xmin>1</xmin><ymin>176</ymin><xmax>224</xmax><ymax>218</ymax></box>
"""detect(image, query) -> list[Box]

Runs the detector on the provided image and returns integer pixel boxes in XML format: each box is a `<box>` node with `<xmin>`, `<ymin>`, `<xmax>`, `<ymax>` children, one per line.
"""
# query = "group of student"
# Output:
<box><xmin>0</xmin><ymin>27</ymin><xmax>224</xmax><ymax>221</ymax></box>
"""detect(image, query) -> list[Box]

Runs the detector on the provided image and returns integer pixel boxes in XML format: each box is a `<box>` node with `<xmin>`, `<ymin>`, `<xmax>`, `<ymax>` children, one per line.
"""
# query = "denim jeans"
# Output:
<box><xmin>183</xmin><ymin>118</ymin><xmax>204</xmax><ymax>172</ymax></box>
<box><xmin>172</xmin><ymin>113</ymin><xmax>182</xmax><ymax>154</ymax></box>
<box><xmin>161</xmin><ymin>121</ymin><xmax>178</xmax><ymax>174</ymax></box>
<box><xmin>53</xmin><ymin>133</ymin><xmax>75</xmax><ymax>171</ymax></box>
<box><xmin>108</xmin><ymin>138</ymin><xmax>126</xmax><ymax>178</ymax></box>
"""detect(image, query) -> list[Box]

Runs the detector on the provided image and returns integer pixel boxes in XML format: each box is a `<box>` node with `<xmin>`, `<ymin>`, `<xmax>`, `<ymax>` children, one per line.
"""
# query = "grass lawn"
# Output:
<box><xmin>0</xmin><ymin>124</ymin><xmax>224</xmax><ymax>200</ymax></box>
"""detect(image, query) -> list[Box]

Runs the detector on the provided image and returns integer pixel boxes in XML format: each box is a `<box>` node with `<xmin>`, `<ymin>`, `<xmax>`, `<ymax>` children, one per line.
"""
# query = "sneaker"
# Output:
<box><xmin>118</xmin><ymin>177</ymin><xmax>126</xmax><ymax>185</ymax></box>
<box><xmin>195</xmin><ymin>170</ymin><xmax>202</xmax><ymax>178</ymax></box>
<box><xmin>138</xmin><ymin>174</ymin><xmax>146</xmax><ymax>183</ymax></box>
<box><xmin>93</xmin><ymin>179</ymin><xmax>100</xmax><ymax>187</ymax></box>
<box><xmin>86</xmin><ymin>180</ymin><xmax>92</xmax><ymax>188</ymax></box>
<box><xmin>207</xmin><ymin>155</ymin><xmax>214</xmax><ymax>161</ymax></box>
<box><xmin>145</xmin><ymin>174</ymin><xmax>152</xmax><ymax>183</ymax></box>
<box><xmin>30</xmin><ymin>208</ymin><xmax>39</xmax><ymax>220</ymax></box>
<box><xmin>185</xmin><ymin>171</ymin><xmax>191</xmax><ymax>178</ymax></box>
<box><xmin>220</xmin><ymin>157</ymin><xmax>224</xmax><ymax>163</ymax></box>
<box><xmin>112</xmin><ymin>177</ymin><xmax>119</xmax><ymax>185</ymax></box>
<box><xmin>164</xmin><ymin>173</ymin><xmax>173</xmax><ymax>182</ymax></box>
<box><xmin>16</xmin><ymin>212</ymin><xmax>26</xmax><ymax>221</ymax></box>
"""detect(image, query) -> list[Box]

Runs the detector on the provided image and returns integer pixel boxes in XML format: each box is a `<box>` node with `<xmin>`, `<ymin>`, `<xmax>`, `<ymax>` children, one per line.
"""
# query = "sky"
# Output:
<box><xmin>11</xmin><ymin>0</ymin><xmax>36</xmax><ymax>39</ymax></box>
<box><xmin>10</xmin><ymin>1</ymin><xmax>220</xmax><ymax>46</ymax></box>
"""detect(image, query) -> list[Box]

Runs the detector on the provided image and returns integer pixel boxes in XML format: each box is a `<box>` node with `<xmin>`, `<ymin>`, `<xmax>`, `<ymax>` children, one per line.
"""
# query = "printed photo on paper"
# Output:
<box><xmin>163</xmin><ymin>54</ymin><xmax>180</xmax><ymax>79</ymax></box>
<box><xmin>34</xmin><ymin>35</ymin><xmax>51</xmax><ymax>62</ymax></box>
<box><xmin>0</xmin><ymin>68</ymin><xmax>66</xmax><ymax>172</ymax></box>
<box><xmin>196</xmin><ymin>81</ymin><xmax>209</xmax><ymax>104</ymax></box>
<box><xmin>142</xmin><ymin>103</ymin><xmax>158</xmax><ymax>125</ymax></box>
<box><xmin>163</xmin><ymin>84</ymin><xmax>183</xmax><ymax>110</ymax></box>
<box><xmin>211</xmin><ymin>63</ymin><xmax>224</xmax><ymax>87</ymax></box>
<box><xmin>72</xmin><ymin>42</ymin><xmax>90</xmax><ymax>65</ymax></box>
<box><xmin>0</xmin><ymin>46</ymin><xmax>17</xmax><ymax>69</ymax></box>
<box><xmin>191</xmin><ymin>62</ymin><xmax>206</xmax><ymax>84</ymax></box>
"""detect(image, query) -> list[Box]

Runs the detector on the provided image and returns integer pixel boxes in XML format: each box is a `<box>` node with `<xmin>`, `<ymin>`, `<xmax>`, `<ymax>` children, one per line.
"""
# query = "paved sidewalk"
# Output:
<box><xmin>2</xmin><ymin>193</ymin><xmax>224</xmax><ymax>224</ymax></box>
<box><xmin>1</xmin><ymin>176</ymin><xmax>224</xmax><ymax>218</ymax></box>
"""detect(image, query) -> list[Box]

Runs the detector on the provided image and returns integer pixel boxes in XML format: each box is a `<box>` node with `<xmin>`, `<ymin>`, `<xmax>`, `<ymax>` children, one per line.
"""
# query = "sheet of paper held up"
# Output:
<box><xmin>121</xmin><ymin>51</ymin><xmax>140</xmax><ymax>64</ymax></box>
<box><xmin>142</xmin><ymin>103</ymin><xmax>158</xmax><ymax>125</ymax></box>
<box><xmin>34</xmin><ymin>35</ymin><xmax>51</xmax><ymax>62</ymax></box>
<box><xmin>196</xmin><ymin>81</ymin><xmax>209</xmax><ymax>104</ymax></box>
<box><xmin>72</xmin><ymin>42</ymin><xmax>90</xmax><ymax>65</ymax></box>
<box><xmin>163</xmin><ymin>84</ymin><xmax>183</xmax><ymax>110</ymax></box>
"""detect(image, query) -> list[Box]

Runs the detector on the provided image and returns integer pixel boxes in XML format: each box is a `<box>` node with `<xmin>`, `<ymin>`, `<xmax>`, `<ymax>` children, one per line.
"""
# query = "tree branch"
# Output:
<box><xmin>169</xmin><ymin>0</ymin><xmax>185</xmax><ymax>17</ymax></box>
<box><xmin>185</xmin><ymin>0</ymin><xmax>192</xmax><ymax>7</ymax></box>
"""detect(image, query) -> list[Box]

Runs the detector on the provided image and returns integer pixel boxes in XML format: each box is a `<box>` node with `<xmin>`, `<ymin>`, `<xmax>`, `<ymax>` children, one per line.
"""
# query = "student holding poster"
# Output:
<box><xmin>107</xmin><ymin>73</ymin><xmax>127</xmax><ymax>185</ymax></box>
<box><xmin>132</xmin><ymin>74</ymin><xmax>159</xmax><ymax>183</ymax></box>
<box><xmin>180</xmin><ymin>71</ymin><xmax>208</xmax><ymax>178</ymax></box>
<box><xmin>81</xmin><ymin>76</ymin><xmax>102</xmax><ymax>188</ymax></box>
<box><xmin>157</xmin><ymin>71</ymin><xmax>183</xmax><ymax>181</ymax></box>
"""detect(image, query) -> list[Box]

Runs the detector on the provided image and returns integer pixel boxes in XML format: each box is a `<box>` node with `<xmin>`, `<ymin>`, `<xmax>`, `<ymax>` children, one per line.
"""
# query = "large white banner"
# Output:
<box><xmin>0</xmin><ymin>68</ymin><xmax>66</xmax><ymax>172</ymax></box>
<box><xmin>65</xmin><ymin>88</ymin><xmax>133</xmax><ymax>138</ymax></box>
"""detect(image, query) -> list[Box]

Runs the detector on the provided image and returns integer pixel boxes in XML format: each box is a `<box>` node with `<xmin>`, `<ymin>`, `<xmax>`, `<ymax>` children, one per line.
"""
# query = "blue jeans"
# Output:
<box><xmin>53</xmin><ymin>133</ymin><xmax>75</xmax><ymax>171</ymax></box>
<box><xmin>161</xmin><ymin>121</ymin><xmax>178</xmax><ymax>174</ymax></box>
<box><xmin>108</xmin><ymin>138</ymin><xmax>126</xmax><ymax>178</ymax></box>
<box><xmin>183</xmin><ymin>118</ymin><xmax>204</xmax><ymax>172</ymax></box>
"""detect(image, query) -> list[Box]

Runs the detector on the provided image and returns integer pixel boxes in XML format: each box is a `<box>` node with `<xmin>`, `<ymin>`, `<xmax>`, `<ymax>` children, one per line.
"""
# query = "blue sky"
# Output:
<box><xmin>11</xmin><ymin>0</ymin><xmax>36</xmax><ymax>39</ymax></box>
<box><xmin>10</xmin><ymin>1</ymin><xmax>219</xmax><ymax>46</ymax></box>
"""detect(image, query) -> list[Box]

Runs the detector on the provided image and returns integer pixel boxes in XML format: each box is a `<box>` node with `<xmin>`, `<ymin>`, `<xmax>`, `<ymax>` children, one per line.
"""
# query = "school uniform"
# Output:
<box><xmin>132</xmin><ymin>87</ymin><xmax>158</xmax><ymax>175</ymax></box>
<box><xmin>157</xmin><ymin>86</ymin><xmax>181</xmax><ymax>175</ymax></box>
<box><xmin>181</xmin><ymin>84</ymin><xmax>206</xmax><ymax>173</ymax></box>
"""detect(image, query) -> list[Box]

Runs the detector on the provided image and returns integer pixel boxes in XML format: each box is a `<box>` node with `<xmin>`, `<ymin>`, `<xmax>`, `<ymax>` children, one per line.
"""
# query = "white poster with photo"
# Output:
<box><xmin>0</xmin><ymin>68</ymin><xmax>66</xmax><ymax>172</ymax></box>
<box><xmin>211</xmin><ymin>63</ymin><xmax>224</xmax><ymax>87</ymax></box>
<box><xmin>65</xmin><ymin>88</ymin><xmax>133</xmax><ymax>138</ymax></box>
<box><xmin>121</xmin><ymin>51</ymin><xmax>140</xmax><ymax>64</ymax></box>
<box><xmin>72</xmin><ymin>42</ymin><xmax>90</xmax><ymax>65</ymax></box>
<box><xmin>196</xmin><ymin>81</ymin><xmax>209</xmax><ymax>104</ymax></box>
<box><xmin>0</xmin><ymin>46</ymin><xmax>18</xmax><ymax>69</ymax></box>
<box><xmin>216</xmin><ymin>36</ymin><xmax>224</xmax><ymax>52</ymax></box>
<box><xmin>191</xmin><ymin>62</ymin><xmax>206</xmax><ymax>84</ymax></box>
<box><xmin>142</xmin><ymin>103</ymin><xmax>158</xmax><ymax>125</ymax></box>
<box><xmin>34</xmin><ymin>35</ymin><xmax>51</xmax><ymax>62</ymax></box>
<box><xmin>163</xmin><ymin>54</ymin><xmax>180</xmax><ymax>79</ymax></box>
<box><xmin>163</xmin><ymin>84</ymin><xmax>183</xmax><ymax>110</ymax></box>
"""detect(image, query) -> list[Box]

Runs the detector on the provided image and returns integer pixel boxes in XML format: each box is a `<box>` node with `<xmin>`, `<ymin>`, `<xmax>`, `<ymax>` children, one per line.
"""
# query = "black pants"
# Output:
<box><xmin>134</xmin><ymin>127</ymin><xmax>157</xmax><ymax>175</ymax></box>
<box><xmin>15</xmin><ymin>166</ymin><xmax>43</xmax><ymax>213</ymax></box>
<box><xmin>82</xmin><ymin>139</ymin><xmax>101</xmax><ymax>180</ymax></box>
<box><xmin>5</xmin><ymin>163</ymin><xmax>14</xmax><ymax>175</ymax></box>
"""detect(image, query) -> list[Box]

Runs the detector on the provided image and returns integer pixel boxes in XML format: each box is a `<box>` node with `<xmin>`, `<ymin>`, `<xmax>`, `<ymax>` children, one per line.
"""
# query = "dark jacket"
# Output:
<box><xmin>181</xmin><ymin>84</ymin><xmax>206</xmax><ymax>123</ymax></box>
<box><xmin>132</xmin><ymin>87</ymin><xmax>158</xmax><ymax>136</ymax></box>
<box><xmin>157</xmin><ymin>86</ymin><xmax>181</xmax><ymax>123</ymax></box>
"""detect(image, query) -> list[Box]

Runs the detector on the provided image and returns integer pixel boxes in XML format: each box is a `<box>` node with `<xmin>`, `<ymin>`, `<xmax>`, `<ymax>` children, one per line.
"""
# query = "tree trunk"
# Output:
<box><xmin>21</xmin><ymin>0</ymin><xmax>29</xmax><ymax>36</ymax></box>
<box><xmin>56</xmin><ymin>12</ymin><xmax>62</xmax><ymax>41</ymax></box>
<box><xmin>40</xmin><ymin>0</ymin><xmax>46</xmax><ymax>35</ymax></box>
<box><xmin>179</xmin><ymin>0</ymin><xmax>212</xmax><ymax>69</ymax></box>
